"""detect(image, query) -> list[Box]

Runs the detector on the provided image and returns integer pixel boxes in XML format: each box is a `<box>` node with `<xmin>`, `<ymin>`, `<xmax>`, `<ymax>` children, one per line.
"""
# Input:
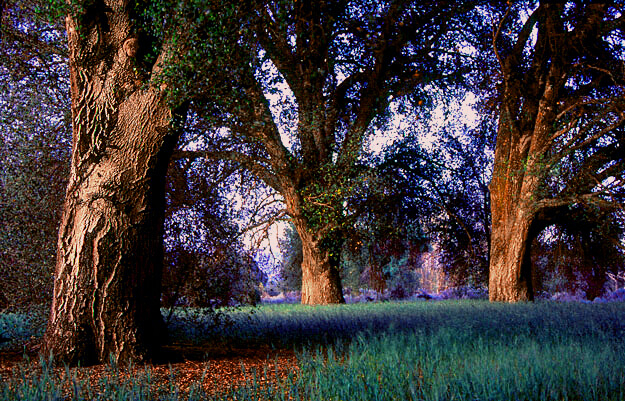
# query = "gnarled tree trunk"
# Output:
<box><xmin>282</xmin><ymin>186</ymin><xmax>345</xmax><ymax>305</ymax></box>
<box><xmin>43</xmin><ymin>2</ymin><xmax>182</xmax><ymax>365</ymax></box>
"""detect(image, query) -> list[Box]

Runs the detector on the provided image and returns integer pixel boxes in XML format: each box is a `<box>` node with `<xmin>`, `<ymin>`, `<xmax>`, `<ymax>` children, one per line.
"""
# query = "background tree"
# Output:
<box><xmin>531</xmin><ymin>206</ymin><xmax>625</xmax><ymax>299</ymax></box>
<box><xmin>432</xmin><ymin>116</ymin><xmax>494</xmax><ymax>287</ymax></box>
<box><xmin>177</xmin><ymin>0</ymin><xmax>488</xmax><ymax>304</ymax></box>
<box><xmin>488</xmin><ymin>2</ymin><xmax>625</xmax><ymax>301</ymax></box>
<box><xmin>363</xmin><ymin>90</ymin><xmax>494</xmax><ymax>290</ymax></box>
<box><xmin>162</xmin><ymin>153</ymin><xmax>267</xmax><ymax>308</ymax></box>
<box><xmin>344</xmin><ymin>139</ymin><xmax>432</xmax><ymax>295</ymax></box>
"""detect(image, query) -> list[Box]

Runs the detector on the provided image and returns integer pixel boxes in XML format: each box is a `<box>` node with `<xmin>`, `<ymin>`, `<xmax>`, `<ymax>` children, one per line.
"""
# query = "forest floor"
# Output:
<box><xmin>0</xmin><ymin>341</ymin><xmax>299</xmax><ymax>396</ymax></box>
<box><xmin>2</xmin><ymin>301</ymin><xmax>625</xmax><ymax>400</ymax></box>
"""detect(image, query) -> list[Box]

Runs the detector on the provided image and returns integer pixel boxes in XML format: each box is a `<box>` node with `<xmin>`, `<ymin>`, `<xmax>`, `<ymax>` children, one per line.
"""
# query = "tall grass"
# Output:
<box><xmin>2</xmin><ymin>300</ymin><xmax>625</xmax><ymax>400</ymax></box>
<box><xmin>169</xmin><ymin>300</ymin><xmax>625</xmax><ymax>348</ymax></box>
<box><xmin>292</xmin><ymin>325</ymin><xmax>625</xmax><ymax>401</ymax></box>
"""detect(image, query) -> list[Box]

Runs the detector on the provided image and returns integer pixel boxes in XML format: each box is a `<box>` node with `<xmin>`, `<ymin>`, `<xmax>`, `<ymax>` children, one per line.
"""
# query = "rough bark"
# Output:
<box><xmin>283</xmin><ymin>187</ymin><xmax>345</xmax><ymax>304</ymax></box>
<box><xmin>298</xmin><ymin>228</ymin><xmax>345</xmax><ymax>304</ymax></box>
<box><xmin>43</xmin><ymin>2</ymin><xmax>181</xmax><ymax>365</ymax></box>
<box><xmin>488</xmin><ymin>159</ymin><xmax>536</xmax><ymax>302</ymax></box>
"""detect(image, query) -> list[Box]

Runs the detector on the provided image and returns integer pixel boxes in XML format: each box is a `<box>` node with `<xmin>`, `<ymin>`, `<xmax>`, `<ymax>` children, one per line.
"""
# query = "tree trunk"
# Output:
<box><xmin>487</xmin><ymin>116</ymin><xmax>541</xmax><ymax>302</ymax></box>
<box><xmin>43</xmin><ymin>92</ymin><xmax>178</xmax><ymax>365</ymax></box>
<box><xmin>368</xmin><ymin>256</ymin><xmax>387</xmax><ymax>293</ymax></box>
<box><xmin>43</xmin><ymin>4</ymin><xmax>181</xmax><ymax>365</ymax></box>
<box><xmin>290</xmin><ymin>220</ymin><xmax>344</xmax><ymax>305</ymax></box>
<box><xmin>488</xmin><ymin>209</ymin><xmax>535</xmax><ymax>302</ymax></box>
<box><xmin>488</xmin><ymin>100</ymin><xmax>551</xmax><ymax>302</ymax></box>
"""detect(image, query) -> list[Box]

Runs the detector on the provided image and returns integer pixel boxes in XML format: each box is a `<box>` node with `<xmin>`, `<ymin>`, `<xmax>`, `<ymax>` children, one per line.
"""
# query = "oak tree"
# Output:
<box><xmin>488</xmin><ymin>2</ymin><xmax>625</xmax><ymax>301</ymax></box>
<box><xmin>182</xmin><ymin>0</ymin><xmax>485</xmax><ymax>304</ymax></box>
<box><xmin>41</xmin><ymin>0</ymin><xmax>194</xmax><ymax>364</ymax></box>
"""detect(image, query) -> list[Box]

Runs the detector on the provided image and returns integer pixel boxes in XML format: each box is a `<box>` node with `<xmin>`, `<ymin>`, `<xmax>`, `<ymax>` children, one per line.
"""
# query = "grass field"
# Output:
<box><xmin>2</xmin><ymin>300</ymin><xmax>625</xmax><ymax>400</ymax></box>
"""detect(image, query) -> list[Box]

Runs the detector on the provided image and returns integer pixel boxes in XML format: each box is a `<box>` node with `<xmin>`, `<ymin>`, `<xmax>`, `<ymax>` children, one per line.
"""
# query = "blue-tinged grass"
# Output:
<box><xmin>2</xmin><ymin>300</ymin><xmax>625</xmax><ymax>400</ymax></box>
<box><xmin>167</xmin><ymin>300</ymin><xmax>625</xmax><ymax>349</ymax></box>
<box><xmin>291</xmin><ymin>326</ymin><xmax>625</xmax><ymax>401</ymax></box>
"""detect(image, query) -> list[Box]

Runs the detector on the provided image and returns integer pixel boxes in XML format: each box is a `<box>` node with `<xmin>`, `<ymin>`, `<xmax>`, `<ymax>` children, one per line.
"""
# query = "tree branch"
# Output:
<box><xmin>173</xmin><ymin>149</ymin><xmax>281</xmax><ymax>191</ymax></box>
<box><xmin>551</xmin><ymin>110</ymin><xmax>625</xmax><ymax>166</ymax></box>
<box><xmin>255</xmin><ymin>7</ymin><xmax>300</xmax><ymax>99</ymax></box>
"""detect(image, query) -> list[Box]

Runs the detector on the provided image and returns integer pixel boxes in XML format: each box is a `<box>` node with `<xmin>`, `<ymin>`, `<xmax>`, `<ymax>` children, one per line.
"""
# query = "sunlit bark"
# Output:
<box><xmin>43</xmin><ymin>1</ymin><xmax>182</xmax><ymax>365</ymax></box>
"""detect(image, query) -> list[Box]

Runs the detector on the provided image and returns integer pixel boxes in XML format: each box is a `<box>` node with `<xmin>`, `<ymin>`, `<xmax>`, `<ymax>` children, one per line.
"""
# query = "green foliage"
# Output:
<box><xmin>138</xmin><ymin>0</ymin><xmax>254</xmax><ymax>107</ymax></box>
<box><xmin>162</xmin><ymin>247</ymin><xmax>263</xmax><ymax>308</ymax></box>
<box><xmin>340</xmin><ymin>224</ymin><xmax>427</xmax><ymax>295</ymax></box>
<box><xmin>299</xmin><ymin>163</ymin><xmax>360</xmax><ymax>230</ymax></box>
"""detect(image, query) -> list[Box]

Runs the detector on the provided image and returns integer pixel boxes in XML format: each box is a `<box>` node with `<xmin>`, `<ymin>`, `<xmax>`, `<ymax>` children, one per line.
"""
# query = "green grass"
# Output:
<box><xmin>292</xmin><ymin>324</ymin><xmax>625</xmax><ymax>401</ymax></box>
<box><xmin>2</xmin><ymin>300</ymin><xmax>625</xmax><ymax>400</ymax></box>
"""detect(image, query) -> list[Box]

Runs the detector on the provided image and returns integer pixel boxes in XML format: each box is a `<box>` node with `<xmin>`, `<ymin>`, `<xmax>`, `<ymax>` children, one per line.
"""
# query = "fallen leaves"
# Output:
<box><xmin>0</xmin><ymin>344</ymin><xmax>299</xmax><ymax>397</ymax></box>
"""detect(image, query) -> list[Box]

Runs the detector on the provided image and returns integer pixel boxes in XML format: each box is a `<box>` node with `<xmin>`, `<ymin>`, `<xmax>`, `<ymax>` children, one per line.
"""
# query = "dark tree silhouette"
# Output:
<box><xmin>0</xmin><ymin>0</ymin><xmax>71</xmax><ymax>309</ymax></box>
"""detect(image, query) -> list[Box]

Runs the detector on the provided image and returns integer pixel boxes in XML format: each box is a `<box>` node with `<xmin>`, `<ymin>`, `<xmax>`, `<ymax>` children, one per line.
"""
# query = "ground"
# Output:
<box><xmin>0</xmin><ymin>341</ymin><xmax>299</xmax><ymax>396</ymax></box>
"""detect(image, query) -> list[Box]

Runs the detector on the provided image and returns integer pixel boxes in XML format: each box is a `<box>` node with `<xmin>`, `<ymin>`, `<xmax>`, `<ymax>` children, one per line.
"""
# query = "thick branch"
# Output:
<box><xmin>255</xmin><ymin>8</ymin><xmax>300</xmax><ymax>98</ymax></box>
<box><xmin>536</xmin><ymin>194</ymin><xmax>617</xmax><ymax>217</ymax></box>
